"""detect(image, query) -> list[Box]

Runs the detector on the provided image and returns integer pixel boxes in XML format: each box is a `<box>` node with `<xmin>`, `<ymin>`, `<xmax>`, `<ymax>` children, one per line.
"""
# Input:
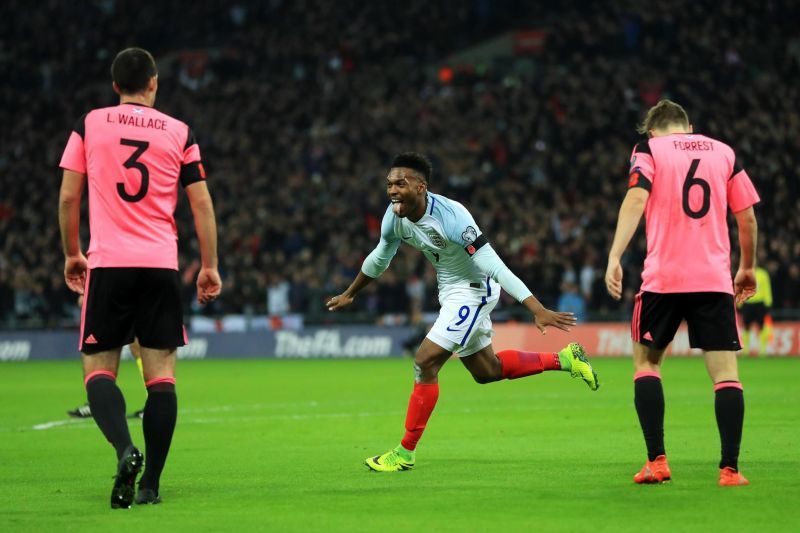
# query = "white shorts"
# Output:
<box><xmin>426</xmin><ymin>284</ymin><xmax>499</xmax><ymax>357</ymax></box>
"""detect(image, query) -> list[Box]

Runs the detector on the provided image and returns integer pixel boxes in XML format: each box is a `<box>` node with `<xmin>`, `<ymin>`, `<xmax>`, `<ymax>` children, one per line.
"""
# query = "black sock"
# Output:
<box><xmin>634</xmin><ymin>376</ymin><xmax>665</xmax><ymax>461</ymax></box>
<box><xmin>139</xmin><ymin>381</ymin><xmax>178</xmax><ymax>491</ymax></box>
<box><xmin>86</xmin><ymin>375</ymin><xmax>133</xmax><ymax>460</ymax></box>
<box><xmin>715</xmin><ymin>383</ymin><xmax>744</xmax><ymax>471</ymax></box>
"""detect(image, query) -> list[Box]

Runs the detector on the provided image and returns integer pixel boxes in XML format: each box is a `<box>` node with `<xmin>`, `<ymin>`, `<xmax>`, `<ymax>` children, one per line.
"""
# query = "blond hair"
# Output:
<box><xmin>637</xmin><ymin>99</ymin><xmax>690</xmax><ymax>135</ymax></box>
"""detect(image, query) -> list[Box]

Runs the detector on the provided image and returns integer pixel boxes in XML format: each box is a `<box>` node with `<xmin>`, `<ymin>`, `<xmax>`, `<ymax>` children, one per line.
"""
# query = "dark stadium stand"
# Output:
<box><xmin>1</xmin><ymin>0</ymin><xmax>798</xmax><ymax>328</ymax></box>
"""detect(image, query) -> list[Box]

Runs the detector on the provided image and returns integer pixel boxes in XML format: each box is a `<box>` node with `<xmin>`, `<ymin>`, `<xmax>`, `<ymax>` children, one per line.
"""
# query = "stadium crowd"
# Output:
<box><xmin>2</xmin><ymin>0</ymin><xmax>799</xmax><ymax>328</ymax></box>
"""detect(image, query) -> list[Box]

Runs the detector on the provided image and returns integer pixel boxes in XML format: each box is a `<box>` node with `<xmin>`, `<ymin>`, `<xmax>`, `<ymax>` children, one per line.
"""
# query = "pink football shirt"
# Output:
<box><xmin>60</xmin><ymin>103</ymin><xmax>205</xmax><ymax>270</ymax></box>
<box><xmin>628</xmin><ymin>134</ymin><xmax>760</xmax><ymax>294</ymax></box>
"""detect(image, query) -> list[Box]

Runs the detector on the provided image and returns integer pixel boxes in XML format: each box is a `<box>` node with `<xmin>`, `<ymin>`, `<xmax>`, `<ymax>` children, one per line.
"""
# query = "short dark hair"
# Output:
<box><xmin>637</xmin><ymin>99</ymin><xmax>689</xmax><ymax>135</ymax></box>
<box><xmin>111</xmin><ymin>48</ymin><xmax>158</xmax><ymax>94</ymax></box>
<box><xmin>391</xmin><ymin>152</ymin><xmax>432</xmax><ymax>183</ymax></box>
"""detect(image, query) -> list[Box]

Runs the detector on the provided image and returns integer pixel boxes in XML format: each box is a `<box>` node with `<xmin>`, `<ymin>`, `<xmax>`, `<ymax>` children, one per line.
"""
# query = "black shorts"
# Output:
<box><xmin>80</xmin><ymin>267</ymin><xmax>186</xmax><ymax>354</ymax></box>
<box><xmin>631</xmin><ymin>291</ymin><xmax>741</xmax><ymax>351</ymax></box>
<box><xmin>739</xmin><ymin>302</ymin><xmax>767</xmax><ymax>328</ymax></box>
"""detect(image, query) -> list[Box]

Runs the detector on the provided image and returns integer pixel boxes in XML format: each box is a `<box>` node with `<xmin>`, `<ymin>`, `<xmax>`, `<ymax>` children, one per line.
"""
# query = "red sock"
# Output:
<box><xmin>497</xmin><ymin>349</ymin><xmax>560</xmax><ymax>379</ymax></box>
<box><xmin>400</xmin><ymin>382</ymin><xmax>439</xmax><ymax>451</ymax></box>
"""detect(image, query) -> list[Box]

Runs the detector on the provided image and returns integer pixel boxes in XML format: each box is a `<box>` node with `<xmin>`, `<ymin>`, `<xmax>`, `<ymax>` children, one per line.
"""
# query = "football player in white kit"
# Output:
<box><xmin>327</xmin><ymin>153</ymin><xmax>599</xmax><ymax>472</ymax></box>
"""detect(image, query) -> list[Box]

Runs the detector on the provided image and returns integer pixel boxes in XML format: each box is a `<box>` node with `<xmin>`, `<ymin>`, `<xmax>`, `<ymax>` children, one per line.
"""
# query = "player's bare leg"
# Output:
<box><xmin>632</xmin><ymin>342</ymin><xmax>671</xmax><ymax>484</ymax></box>
<box><xmin>136</xmin><ymin>347</ymin><xmax>178</xmax><ymax>503</ymax></box>
<box><xmin>365</xmin><ymin>338</ymin><xmax>451</xmax><ymax>472</ymax></box>
<box><xmin>704</xmin><ymin>350</ymin><xmax>739</xmax><ymax>382</ymax></box>
<box><xmin>459</xmin><ymin>344</ymin><xmax>502</xmax><ymax>383</ymax></box>
<box><xmin>83</xmin><ymin>348</ymin><xmax>143</xmax><ymax>508</ymax></box>
<box><xmin>413</xmin><ymin>337</ymin><xmax>455</xmax><ymax>384</ymax></box>
<box><xmin>704</xmin><ymin>350</ymin><xmax>748</xmax><ymax>486</ymax></box>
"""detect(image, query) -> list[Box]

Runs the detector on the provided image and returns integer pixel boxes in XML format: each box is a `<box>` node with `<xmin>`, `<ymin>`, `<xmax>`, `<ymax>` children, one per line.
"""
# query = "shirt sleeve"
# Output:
<box><xmin>628</xmin><ymin>141</ymin><xmax>654</xmax><ymax>192</ymax></box>
<box><xmin>727</xmin><ymin>156</ymin><xmax>760</xmax><ymax>213</ymax></box>
<box><xmin>361</xmin><ymin>206</ymin><xmax>401</xmax><ymax>278</ymax></box>
<box><xmin>471</xmin><ymin>245</ymin><xmax>533</xmax><ymax>303</ymax></box>
<box><xmin>441</xmin><ymin>198</ymin><xmax>531</xmax><ymax>301</ymax></box>
<box><xmin>179</xmin><ymin>127</ymin><xmax>206</xmax><ymax>187</ymax></box>
<box><xmin>59</xmin><ymin>114</ymin><xmax>88</xmax><ymax>174</ymax></box>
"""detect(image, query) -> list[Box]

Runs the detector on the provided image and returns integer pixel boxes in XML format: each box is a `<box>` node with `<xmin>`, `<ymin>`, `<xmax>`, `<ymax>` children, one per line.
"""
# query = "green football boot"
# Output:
<box><xmin>365</xmin><ymin>445</ymin><xmax>415</xmax><ymax>472</ymax></box>
<box><xmin>558</xmin><ymin>342</ymin><xmax>599</xmax><ymax>391</ymax></box>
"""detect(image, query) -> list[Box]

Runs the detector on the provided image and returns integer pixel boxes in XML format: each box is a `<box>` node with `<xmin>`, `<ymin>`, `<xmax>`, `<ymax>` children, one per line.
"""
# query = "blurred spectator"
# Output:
<box><xmin>267</xmin><ymin>274</ymin><xmax>291</xmax><ymax>317</ymax></box>
<box><xmin>557</xmin><ymin>281</ymin><xmax>587</xmax><ymax>323</ymax></box>
<box><xmin>376</xmin><ymin>270</ymin><xmax>410</xmax><ymax>326</ymax></box>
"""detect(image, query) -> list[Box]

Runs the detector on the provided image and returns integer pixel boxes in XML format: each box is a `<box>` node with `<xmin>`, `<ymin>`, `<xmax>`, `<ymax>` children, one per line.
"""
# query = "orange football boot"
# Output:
<box><xmin>719</xmin><ymin>467</ymin><xmax>749</xmax><ymax>486</ymax></box>
<box><xmin>633</xmin><ymin>455</ymin><xmax>672</xmax><ymax>484</ymax></box>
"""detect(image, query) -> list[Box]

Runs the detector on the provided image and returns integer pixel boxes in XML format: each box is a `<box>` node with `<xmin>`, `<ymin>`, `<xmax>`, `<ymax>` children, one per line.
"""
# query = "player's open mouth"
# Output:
<box><xmin>391</xmin><ymin>198</ymin><xmax>404</xmax><ymax>215</ymax></box>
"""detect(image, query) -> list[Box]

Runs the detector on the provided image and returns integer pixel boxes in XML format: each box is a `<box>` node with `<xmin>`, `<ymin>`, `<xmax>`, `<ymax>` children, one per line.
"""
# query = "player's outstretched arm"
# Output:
<box><xmin>58</xmin><ymin>169</ymin><xmax>88</xmax><ymax>294</ymax></box>
<box><xmin>733</xmin><ymin>206</ymin><xmax>758</xmax><ymax>304</ymax></box>
<box><xmin>326</xmin><ymin>271</ymin><xmax>376</xmax><ymax>311</ymax></box>
<box><xmin>185</xmin><ymin>181</ymin><xmax>221</xmax><ymax>304</ymax></box>
<box><xmin>605</xmin><ymin>187</ymin><xmax>649</xmax><ymax>300</ymax></box>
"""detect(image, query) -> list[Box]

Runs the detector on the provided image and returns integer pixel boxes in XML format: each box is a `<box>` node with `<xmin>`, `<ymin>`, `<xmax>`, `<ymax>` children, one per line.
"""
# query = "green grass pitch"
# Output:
<box><xmin>1</xmin><ymin>356</ymin><xmax>798</xmax><ymax>532</ymax></box>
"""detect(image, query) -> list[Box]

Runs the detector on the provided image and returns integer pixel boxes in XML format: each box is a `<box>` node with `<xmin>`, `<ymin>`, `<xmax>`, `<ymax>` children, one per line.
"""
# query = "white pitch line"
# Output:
<box><xmin>25</xmin><ymin>400</ymin><xmax>608</xmax><ymax>432</ymax></box>
<box><xmin>21</xmin><ymin>401</ymin><xmax>326</xmax><ymax>432</ymax></box>
<box><xmin>27</xmin><ymin>409</ymin><xmax>400</xmax><ymax>431</ymax></box>
<box><xmin>32</xmin><ymin>419</ymin><xmax>93</xmax><ymax>430</ymax></box>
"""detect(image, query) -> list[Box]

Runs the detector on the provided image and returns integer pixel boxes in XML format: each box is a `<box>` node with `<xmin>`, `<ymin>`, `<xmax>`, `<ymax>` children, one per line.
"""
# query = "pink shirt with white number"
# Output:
<box><xmin>628</xmin><ymin>134</ymin><xmax>760</xmax><ymax>294</ymax></box>
<box><xmin>60</xmin><ymin>103</ymin><xmax>205</xmax><ymax>270</ymax></box>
